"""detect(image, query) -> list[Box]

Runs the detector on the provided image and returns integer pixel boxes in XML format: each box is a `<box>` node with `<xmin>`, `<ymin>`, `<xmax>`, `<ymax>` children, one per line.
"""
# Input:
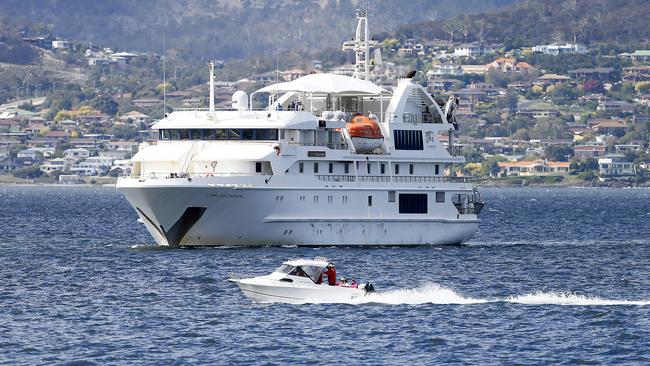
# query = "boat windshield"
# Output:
<box><xmin>275</xmin><ymin>264</ymin><xmax>324</xmax><ymax>283</ymax></box>
<box><xmin>299</xmin><ymin>265</ymin><xmax>324</xmax><ymax>284</ymax></box>
<box><xmin>274</xmin><ymin>264</ymin><xmax>294</xmax><ymax>274</ymax></box>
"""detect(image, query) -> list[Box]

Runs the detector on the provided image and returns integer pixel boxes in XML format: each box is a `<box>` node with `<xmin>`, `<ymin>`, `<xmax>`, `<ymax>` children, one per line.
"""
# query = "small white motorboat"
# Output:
<box><xmin>230</xmin><ymin>257</ymin><xmax>376</xmax><ymax>304</ymax></box>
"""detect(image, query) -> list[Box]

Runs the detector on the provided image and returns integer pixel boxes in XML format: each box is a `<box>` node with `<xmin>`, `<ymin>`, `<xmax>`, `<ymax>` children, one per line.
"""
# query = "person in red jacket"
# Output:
<box><xmin>324</xmin><ymin>263</ymin><xmax>337</xmax><ymax>286</ymax></box>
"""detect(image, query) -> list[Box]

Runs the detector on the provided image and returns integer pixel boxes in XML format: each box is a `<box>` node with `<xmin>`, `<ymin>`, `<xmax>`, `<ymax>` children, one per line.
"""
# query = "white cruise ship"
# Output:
<box><xmin>117</xmin><ymin>7</ymin><xmax>483</xmax><ymax>247</ymax></box>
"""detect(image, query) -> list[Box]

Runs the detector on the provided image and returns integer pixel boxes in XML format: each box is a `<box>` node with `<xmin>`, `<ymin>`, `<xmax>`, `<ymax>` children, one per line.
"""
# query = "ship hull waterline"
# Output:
<box><xmin>118</xmin><ymin>181</ymin><xmax>479</xmax><ymax>247</ymax></box>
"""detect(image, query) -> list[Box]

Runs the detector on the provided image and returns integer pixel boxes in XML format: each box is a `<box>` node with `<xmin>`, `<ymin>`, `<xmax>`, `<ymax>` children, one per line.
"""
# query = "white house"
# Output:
<box><xmin>454</xmin><ymin>43</ymin><xmax>497</xmax><ymax>58</ymax></box>
<box><xmin>598</xmin><ymin>155</ymin><xmax>636</xmax><ymax>177</ymax></box>
<box><xmin>52</xmin><ymin>40</ymin><xmax>72</xmax><ymax>50</ymax></box>
<box><xmin>533</xmin><ymin>43</ymin><xmax>587</xmax><ymax>55</ymax></box>
<box><xmin>63</xmin><ymin>148</ymin><xmax>90</xmax><ymax>160</ymax></box>
<box><xmin>17</xmin><ymin>147</ymin><xmax>55</xmax><ymax>159</ymax></box>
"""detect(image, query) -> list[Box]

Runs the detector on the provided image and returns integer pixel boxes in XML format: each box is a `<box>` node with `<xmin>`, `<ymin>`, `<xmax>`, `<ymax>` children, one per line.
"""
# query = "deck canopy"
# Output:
<box><xmin>256</xmin><ymin>73</ymin><xmax>389</xmax><ymax>96</ymax></box>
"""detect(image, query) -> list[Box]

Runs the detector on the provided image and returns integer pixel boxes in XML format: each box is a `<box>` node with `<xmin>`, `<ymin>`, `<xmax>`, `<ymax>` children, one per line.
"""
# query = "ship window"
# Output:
<box><xmin>399</xmin><ymin>194</ymin><xmax>428</xmax><ymax>214</ymax></box>
<box><xmin>314</xmin><ymin>163</ymin><xmax>319</xmax><ymax>173</ymax></box>
<box><xmin>436</xmin><ymin>192</ymin><xmax>445</xmax><ymax>203</ymax></box>
<box><xmin>409</xmin><ymin>164</ymin><xmax>414</xmax><ymax>175</ymax></box>
<box><xmin>190</xmin><ymin>129</ymin><xmax>202</xmax><ymax>140</ymax></box>
<box><xmin>216</xmin><ymin>129</ymin><xmax>228</xmax><ymax>139</ymax></box>
<box><xmin>394</xmin><ymin>130</ymin><xmax>424</xmax><ymax>150</ymax></box>
<box><xmin>344</xmin><ymin>163</ymin><xmax>350</xmax><ymax>174</ymax></box>
<box><xmin>205</xmin><ymin>129</ymin><xmax>217</xmax><ymax>140</ymax></box>
<box><xmin>366</xmin><ymin>163</ymin><xmax>371</xmax><ymax>174</ymax></box>
<box><xmin>380</xmin><ymin>163</ymin><xmax>385</xmax><ymax>175</ymax></box>
<box><xmin>179</xmin><ymin>129</ymin><xmax>190</xmax><ymax>140</ymax></box>
<box><xmin>368</xmin><ymin>195</ymin><xmax>373</xmax><ymax>206</ymax></box>
<box><xmin>228</xmin><ymin>129</ymin><xmax>241</xmax><ymax>139</ymax></box>
<box><xmin>395</xmin><ymin>164</ymin><xmax>399</xmax><ymax>174</ymax></box>
<box><xmin>308</xmin><ymin>151</ymin><xmax>326</xmax><ymax>157</ymax></box>
<box><xmin>299</xmin><ymin>162</ymin><xmax>304</xmax><ymax>173</ymax></box>
<box><xmin>171</xmin><ymin>129</ymin><xmax>180</xmax><ymax>140</ymax></box>
<box><xmin>255</xmin><ymin>162</ymin><xmax>262</xmax><ymax>173</ymax></box>
<box><xmin>160</xmin><ymin>129</ymin><xmax>171</xmax><ymax>140</ymax></box>
<box><xmin>329</xmin><ymin>163</ymin><xmax>333</xmax><ymax>173</ymax></box>
<box><xmin>242</xmin><ymin>129</ymin><xmax>254</xmax><ymax>140</ymax></box>
<box><xmin>388</xmin><ymin>190</ymin><xmax>396</xmax><ymax>202</ymax></box>
<box><xmin>435</xmin><ymin>164</ymin><xmax>440</xmax><ymax>175</ymax></box>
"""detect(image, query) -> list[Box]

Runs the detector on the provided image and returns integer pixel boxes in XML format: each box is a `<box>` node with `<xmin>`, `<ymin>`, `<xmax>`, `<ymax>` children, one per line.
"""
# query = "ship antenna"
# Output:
<box><xmin>209</xmin><ymin>60</ymin><xmax>215</xmax><ymax>116</ymax></box>
<box><xmin>163</xmin><ymin>32</ymin><xmax>166</xmax><ymax>116</ymax></box>
<box><xmin>342</xmin><ymin>1</ymin><xmax>375</xmax><ymax>80</ymax></box>
<box><xmin>275</xmin><ymin>8</ymin><xmax>280</xmax><ymax>116</ymax></box>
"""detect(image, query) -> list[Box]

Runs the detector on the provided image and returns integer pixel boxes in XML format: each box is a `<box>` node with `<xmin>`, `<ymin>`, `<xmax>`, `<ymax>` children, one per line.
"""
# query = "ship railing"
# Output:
<box><xmin>316</xmin><ymin>175</ymin><xmax>469</xmax><ymax>183</ymax></box>
<box><xmin>129</xmin><ymin>172</ymin><xmax>271</xmax><ymax>180</ymax></box>
<box><xmin>293</xmin><ymin>142</ymin><xmax>349</xmax><ymax>150</ymax></box>
<box><xmin>385</xmin><ymin>112</ymin><xmax>443</xmax><ymax>124</ymax></box>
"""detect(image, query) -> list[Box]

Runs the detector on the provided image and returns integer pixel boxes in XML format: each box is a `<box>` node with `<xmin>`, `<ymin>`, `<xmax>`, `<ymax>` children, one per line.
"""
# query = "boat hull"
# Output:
<box><xmin>117</xmin><ymin>177</ymin><xmax>479</xmax><ymax>247</ymax></box>
<box><xmin>234</xmin><ymin>279</ymin><xmax>366</xmax><ymax>304</ymax></box>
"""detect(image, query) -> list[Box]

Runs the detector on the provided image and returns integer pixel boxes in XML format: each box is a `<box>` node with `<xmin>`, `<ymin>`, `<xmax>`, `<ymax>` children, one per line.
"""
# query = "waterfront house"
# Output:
<box><xmin>598</xmin><ymin>155</ymin><xmax>636</xmax><ymax>177</ymax></box>
<box><xmin>497</xmin><ymin>160</ymin><xmax>571</xmax><ymax>177</ymax></box>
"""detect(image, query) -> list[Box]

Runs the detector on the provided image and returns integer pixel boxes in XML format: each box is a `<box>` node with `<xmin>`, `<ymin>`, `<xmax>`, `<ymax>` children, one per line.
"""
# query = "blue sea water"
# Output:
<box><xmin>1</xmin><ymin>185</ymin><xmax>649</xmax><ymax>364</ymax></box>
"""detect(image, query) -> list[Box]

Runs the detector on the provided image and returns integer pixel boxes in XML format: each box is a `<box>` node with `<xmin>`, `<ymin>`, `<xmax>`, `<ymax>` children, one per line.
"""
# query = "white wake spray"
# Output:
<box><xmin>350</xmin><ymin>282</ymin><xmax>488</xmax><ymax>305</ymax></box>
<box><xmin>301</xmin><ymin>283</ymin><xmax>650</xmax><ymax>306</ymax></box>
<box><xmin>505</xmin><ymin>291</ymin><xmax>650</xmax><ymax>306</ymax></box>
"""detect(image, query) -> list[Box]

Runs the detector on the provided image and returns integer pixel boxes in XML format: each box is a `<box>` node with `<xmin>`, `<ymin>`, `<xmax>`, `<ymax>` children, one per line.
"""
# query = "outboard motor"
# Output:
<box><xmin>364</xmin><ymin>282</ymin><xmax>376</xmax><ymax>293</ymax></box>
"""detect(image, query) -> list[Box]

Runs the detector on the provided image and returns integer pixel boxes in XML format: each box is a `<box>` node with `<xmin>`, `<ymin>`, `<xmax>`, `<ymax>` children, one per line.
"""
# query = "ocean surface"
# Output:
<box><xmin>1</xmin><ymin>185</ymin><xmax>649</xmax><ymax>364</ymax></box>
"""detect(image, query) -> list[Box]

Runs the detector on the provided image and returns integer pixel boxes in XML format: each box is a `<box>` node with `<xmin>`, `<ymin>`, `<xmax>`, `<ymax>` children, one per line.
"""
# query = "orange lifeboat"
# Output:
<box><xmin>346</xmin><ymin>115</ymin><xmax>384</xmax><ymax>153</ymax></box>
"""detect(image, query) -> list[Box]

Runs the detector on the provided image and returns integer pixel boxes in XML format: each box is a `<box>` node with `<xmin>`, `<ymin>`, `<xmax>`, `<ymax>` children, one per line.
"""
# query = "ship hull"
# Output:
<box><xmin>117</xmin><ymin>177</ymin><xmax>479</xmax><ymax>247</ymax></box>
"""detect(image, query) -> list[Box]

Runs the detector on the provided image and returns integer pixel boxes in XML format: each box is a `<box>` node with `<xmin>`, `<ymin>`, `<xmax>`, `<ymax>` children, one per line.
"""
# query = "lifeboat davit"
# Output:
<box><xmin>346</xmin><ymin>115</ymin><xmax>384</xmax><ymax>153</ymax></box>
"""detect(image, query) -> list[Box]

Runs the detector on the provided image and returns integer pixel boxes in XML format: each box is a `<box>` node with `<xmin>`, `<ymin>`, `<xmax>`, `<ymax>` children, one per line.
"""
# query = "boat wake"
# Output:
<box><xmin>505</xmin><ymin>292</ymin><xmax>650</xmax><ymax>306</ymax></box>
<box><xmin>320</xmin><ymin>283</ymin><xmax>650</xmax><ymax>306</ymax></box>
<box><xmin>351</xmin><ymin>283</ymin><xmax>487</xmax><ymax>305</ymax></box>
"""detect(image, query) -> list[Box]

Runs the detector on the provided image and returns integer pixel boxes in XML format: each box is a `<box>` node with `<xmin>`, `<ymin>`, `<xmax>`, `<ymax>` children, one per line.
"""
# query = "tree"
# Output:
<box><xmin>54</xmin><ymin>110</ymin><xmax>75</xmax><ymax>123</ymax></box>
<box><xmin>90</xmin><ymin>95</ymin><xmax>119</xmax><ymax>116</ymax></box>
<box><xmin>544</xmin><ymin>144</ymin><xmax>573</xmax><ymax>162</ymax></box>
<box><xmin>583</xmin><ymin>79</ymin><xmax>605</xmax><ymax>94</ymax></box>
<box><xmin>486</xmin><ymin>69</ymin><xmax>507</xmax><ymax>88</ymax></box>
<box><xmin>12</xmin><ymin>166</ymin><xmax>44</xmax><ymax>179</ymax></box>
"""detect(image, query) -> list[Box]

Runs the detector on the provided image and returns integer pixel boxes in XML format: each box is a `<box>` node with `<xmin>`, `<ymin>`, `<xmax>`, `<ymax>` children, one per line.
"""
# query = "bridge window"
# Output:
<box><xmin>380</xmin><ymin>163</ymin><xmax>385</xmax><ymax>174</ymax></box>
<box><xmin>158</xmin><ymin>128</ymin><xmax>279</xmax><ymax>141</ymax></box>
<box><xmin>394</xmin><ymin>130</ymin><xmax>423</xmax><ymax>150</ymax></box>
<box><xmin>435</xmin><ymin>164</ymin><xmax>440</xmax><ymax>175</ymax></box>
<box><xmin>409</xmin><ymin>164</ymin><xmax>414</xmax><ymax>175</ymax></box>
<box><xmin>395</xmin><ymin>164</ymin><xmax>399</xmax><ymax>174</ymax></box>
<box><xmin>314</xmin><ymin>163</ymin><xmax>319</xmax><ymax>173</ymax></box>
<box><xmin>329</xmin><ymin>163</ymin><xmax>333</xmax><ymax>173</ymax></box>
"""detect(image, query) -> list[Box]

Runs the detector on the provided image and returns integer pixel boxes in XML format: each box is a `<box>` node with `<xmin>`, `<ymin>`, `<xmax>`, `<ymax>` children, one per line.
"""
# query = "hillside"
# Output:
<box><xmin>0</xmin><ymin>0</ymin><xmax>514</xmax><ymax>60</ymax></box>
<box><xmin>396</xmin><ymin>0</ymin><xmax>650</xmax><ymax>47</ymax></box>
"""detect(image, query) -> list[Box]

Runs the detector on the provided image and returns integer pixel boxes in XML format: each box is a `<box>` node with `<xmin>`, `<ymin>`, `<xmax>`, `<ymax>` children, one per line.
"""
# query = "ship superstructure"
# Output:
<box><xmin>116</xmin><ymin>6</ymin><xmax>483</xmax><ymax>247</ymax></box>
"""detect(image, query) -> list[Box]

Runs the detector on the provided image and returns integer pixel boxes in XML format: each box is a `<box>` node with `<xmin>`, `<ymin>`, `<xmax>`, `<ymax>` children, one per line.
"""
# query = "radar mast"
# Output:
<box><xmin>342</xmin><ymin>1</ymin><xmax>377</xmax><ymax>80</ymax></box>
